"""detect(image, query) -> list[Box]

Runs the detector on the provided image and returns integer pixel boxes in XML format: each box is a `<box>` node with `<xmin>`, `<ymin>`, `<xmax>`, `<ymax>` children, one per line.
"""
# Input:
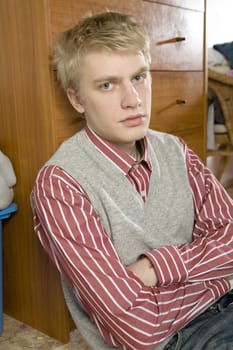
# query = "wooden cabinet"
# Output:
<box><xmin>0</xmin><ymin>0</ymin><xmax>206</xmax><ymax>343</ymax></box>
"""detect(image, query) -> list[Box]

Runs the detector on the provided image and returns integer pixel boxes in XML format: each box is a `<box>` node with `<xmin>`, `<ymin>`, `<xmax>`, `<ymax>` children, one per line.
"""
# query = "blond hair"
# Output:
<box><xmin>52</xmin><ymin>11</ymin><xmax>151</xmax><ymax>92</ymax></box>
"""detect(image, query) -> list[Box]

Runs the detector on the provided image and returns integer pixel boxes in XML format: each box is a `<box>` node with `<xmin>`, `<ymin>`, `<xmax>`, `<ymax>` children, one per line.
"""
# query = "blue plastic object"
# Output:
<box><xmin>0</xmin><ymin>203</ymin><xmax>17</xmax><ymax>334</ymax></box>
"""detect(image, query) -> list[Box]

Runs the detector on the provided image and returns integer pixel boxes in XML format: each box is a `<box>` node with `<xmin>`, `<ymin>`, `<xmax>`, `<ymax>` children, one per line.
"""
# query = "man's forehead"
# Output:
<box><xmin>82</xmin><ymin>50</ymin><xmax>149</xmax><ymax>80</ymax></box>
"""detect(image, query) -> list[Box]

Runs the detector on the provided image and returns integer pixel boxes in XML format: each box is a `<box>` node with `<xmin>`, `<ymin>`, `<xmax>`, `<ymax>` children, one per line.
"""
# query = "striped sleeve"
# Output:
<box><xmin>32</xmin><ymin>165</ymin><xmax>230</xmax><ymax>350</ymax></box>
<box><xmin>145</xmin><ymin>144</ymin><xmax>233</xmax><ymax>287</ymax></box>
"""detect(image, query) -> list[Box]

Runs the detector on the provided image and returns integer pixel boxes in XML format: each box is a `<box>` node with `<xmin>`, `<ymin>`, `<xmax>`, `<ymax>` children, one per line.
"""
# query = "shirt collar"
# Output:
<box><xmin>85</xmin><ymin>126</ymin><xmax>151</xmax><ymax>175</ymax></box>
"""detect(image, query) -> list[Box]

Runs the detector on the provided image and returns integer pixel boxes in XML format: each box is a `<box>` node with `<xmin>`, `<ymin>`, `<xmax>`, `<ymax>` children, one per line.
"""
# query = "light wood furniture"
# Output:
<box><xmin>0</xmin><ymin>0</ymin><xmax>206</xmax><ymax>343</ymax></box>
<box><xmin>207</xmin><ymin>68</ymin><xmax>233</xmax><ymax>181</ymax></box>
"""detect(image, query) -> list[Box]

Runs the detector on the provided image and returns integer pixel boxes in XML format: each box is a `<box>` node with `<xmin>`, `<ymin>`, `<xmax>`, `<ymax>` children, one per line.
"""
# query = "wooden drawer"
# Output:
<box><xmin>146</xmin><ymin>4</ymin><xmax>204</xmax><ymax>71</ymax></box>
<box><xmin>150</xmin><ymin>71</ymin><xmax>205</xmax><ymax>158</ymax></box>
<box><xmin>50</xmin><ymin>0</ymin><xmax>204</xmax><ymax>71</ymax></box>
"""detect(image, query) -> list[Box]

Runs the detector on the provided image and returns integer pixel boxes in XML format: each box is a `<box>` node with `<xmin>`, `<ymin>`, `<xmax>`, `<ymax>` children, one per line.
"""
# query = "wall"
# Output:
<box><xmin>206</xmin><ymin>0</ymin><xmax>233</xmax><ymax>47</ymax></box>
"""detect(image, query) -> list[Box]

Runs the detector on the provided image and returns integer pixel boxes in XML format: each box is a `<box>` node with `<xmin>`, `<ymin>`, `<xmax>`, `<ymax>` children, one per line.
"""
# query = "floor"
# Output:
<box><xmin>0</xmin><ymin>314</ymin><xmax>91</xmax><ymax>350</ymax></box>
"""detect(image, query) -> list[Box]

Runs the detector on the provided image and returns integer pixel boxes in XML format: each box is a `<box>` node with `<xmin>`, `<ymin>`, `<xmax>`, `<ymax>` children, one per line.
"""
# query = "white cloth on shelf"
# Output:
<box><xmin>0</xmin><ymin>151</ymin><xmax>16</xmax><ymax>210</ymax></box>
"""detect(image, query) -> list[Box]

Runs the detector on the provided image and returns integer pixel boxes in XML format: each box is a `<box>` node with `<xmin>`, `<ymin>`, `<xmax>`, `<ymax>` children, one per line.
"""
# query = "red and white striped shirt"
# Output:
<box><xmin>32</xmin><ymin>127</ymin><xmax>233</xmax><ymax>350</ymax></box>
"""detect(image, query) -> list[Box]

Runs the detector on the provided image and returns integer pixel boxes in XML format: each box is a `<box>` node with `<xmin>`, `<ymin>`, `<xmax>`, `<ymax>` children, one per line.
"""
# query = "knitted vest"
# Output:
<box><xmin>46</xmin><ymin>128</ymin><xmax>194</xmax><ymax>350</ymax></box>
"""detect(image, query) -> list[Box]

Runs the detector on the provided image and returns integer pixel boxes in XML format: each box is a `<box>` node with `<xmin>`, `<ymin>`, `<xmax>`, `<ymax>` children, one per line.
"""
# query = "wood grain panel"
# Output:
<box><xmin>0</xmin><ymin>0</ymin><xmax>73</xmax><ymax>342</ymax></box>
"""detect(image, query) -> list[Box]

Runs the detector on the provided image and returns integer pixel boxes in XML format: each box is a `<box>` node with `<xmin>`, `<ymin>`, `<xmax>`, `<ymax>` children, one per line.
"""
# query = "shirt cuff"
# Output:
<box><xmin>144</xmin><ymin>246</ymin><xmax>188</xmax><ymax>286</ymax></box>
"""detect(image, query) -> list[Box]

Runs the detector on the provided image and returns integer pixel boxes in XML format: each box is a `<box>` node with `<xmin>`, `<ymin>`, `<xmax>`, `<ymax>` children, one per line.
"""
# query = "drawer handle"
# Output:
<box><xmin>174</xmin><ymin>37</ymin><xmax>186</xmax><ymax>42</ymax></box>
<box><xmin>156</xmin><ymin>37</ymin><xmax>186</xmax><ymax>45</ymax></box>
<box><xmin>176</xmin><ymin>99</ymin><xmax>186</xmax><ymax>105</ymax></box>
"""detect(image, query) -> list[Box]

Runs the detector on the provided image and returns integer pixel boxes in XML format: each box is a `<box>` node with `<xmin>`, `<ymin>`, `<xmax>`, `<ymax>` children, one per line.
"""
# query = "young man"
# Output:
<box><xmin>31</xmin><ymin>11</ymin><xmax>233</xmax><ymax>350</ymax></box>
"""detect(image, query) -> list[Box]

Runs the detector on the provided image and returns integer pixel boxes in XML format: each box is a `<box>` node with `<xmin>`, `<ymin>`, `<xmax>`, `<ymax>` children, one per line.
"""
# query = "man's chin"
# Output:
<box><xmin>127</xmin><ymin>125</ymin><xmax>148</xmax><ymax>141</ymax></box>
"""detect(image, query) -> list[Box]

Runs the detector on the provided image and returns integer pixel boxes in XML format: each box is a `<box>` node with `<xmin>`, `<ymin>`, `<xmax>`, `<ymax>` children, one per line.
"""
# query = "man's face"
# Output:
<box><xmin>69</xmin><ymin>51</ymin><xmax>152</xmax><ymax>153</ymax></box>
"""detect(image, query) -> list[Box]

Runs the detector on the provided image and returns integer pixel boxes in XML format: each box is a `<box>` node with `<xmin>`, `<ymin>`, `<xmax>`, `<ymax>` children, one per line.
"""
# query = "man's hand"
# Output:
<box><xmin>127</xmin><ymin>257</ymin><xmax>158</xmax><ymax>287</ymax></box>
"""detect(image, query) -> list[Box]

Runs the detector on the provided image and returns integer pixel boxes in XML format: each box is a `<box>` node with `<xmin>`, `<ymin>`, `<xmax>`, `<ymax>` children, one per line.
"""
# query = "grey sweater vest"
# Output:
<box><xmin>46</xmin><ymin>128</ymin><xmax>194</xmax><ymax>350</ymax></box>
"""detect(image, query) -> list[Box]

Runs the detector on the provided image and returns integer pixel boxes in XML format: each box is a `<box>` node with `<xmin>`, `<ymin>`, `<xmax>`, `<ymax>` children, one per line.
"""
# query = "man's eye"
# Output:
<box><xmin>100</xmin><ymin>82</ymin><xmax>112</xmax><ymax>90</ymax></box>
<box><xmin>133</xmin><ymin>74</ymin><xmax>144</xmax><ymax>83</ymax></box>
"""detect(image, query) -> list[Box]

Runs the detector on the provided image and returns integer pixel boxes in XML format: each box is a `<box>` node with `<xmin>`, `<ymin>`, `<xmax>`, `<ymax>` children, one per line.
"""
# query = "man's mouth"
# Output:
<box><xmin>121</xmin><ymin>114</ymin><xmax>145</xmax><ymax>127</ymax></box>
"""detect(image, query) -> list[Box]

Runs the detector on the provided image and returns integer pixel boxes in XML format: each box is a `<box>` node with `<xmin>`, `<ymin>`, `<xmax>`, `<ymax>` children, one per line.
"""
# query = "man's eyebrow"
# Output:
<box><xmin>93</xmin><ymin>66</ymin><xmax>150</xmax><ymax>84</ymax></box>
<box><xmin>132</xmin><ymin>66</ymin><xmax>150</xmax><ymax>77</ymax></box>
<box><xmin>93</xmin><ymin>76</ymin><xmax>119</xmax><ymax>84</ymax></box>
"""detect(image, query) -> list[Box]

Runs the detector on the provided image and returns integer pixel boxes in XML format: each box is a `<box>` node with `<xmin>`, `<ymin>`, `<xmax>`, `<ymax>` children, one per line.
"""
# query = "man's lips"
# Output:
<box><xmin>121</xmin><ymin>114</ymin><xmax>145</xmax><ymax>126</ymax></box>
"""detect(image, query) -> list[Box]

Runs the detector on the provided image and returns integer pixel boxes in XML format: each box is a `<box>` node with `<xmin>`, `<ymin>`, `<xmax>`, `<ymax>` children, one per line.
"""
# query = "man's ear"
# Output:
<box><xmin>66</xmin><ymin>88</ymin><xmax>85</xmax><ymax>114</ymax></box>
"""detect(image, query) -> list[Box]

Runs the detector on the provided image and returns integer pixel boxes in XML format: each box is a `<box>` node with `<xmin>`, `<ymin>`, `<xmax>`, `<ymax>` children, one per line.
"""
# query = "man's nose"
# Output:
<box><xmin>121</xmin><ymin>83</ymin><xmax>142</xmax><ymax>109</ymax></box>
